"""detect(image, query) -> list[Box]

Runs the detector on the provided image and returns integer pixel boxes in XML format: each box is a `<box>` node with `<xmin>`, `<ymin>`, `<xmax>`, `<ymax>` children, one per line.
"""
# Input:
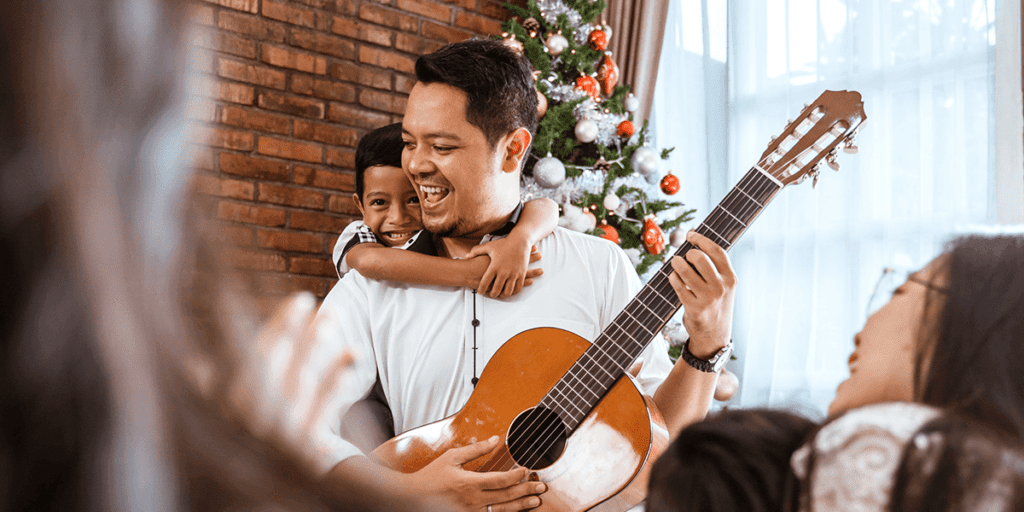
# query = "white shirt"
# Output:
<box><xmin>312</xmin><ymin>227</ymin><xmax>675</xmax><ymax>473</ymax></box>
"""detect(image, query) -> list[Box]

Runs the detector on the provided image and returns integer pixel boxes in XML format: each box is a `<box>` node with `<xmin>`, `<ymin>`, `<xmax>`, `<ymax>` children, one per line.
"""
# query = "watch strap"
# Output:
<box><xmin>681</xmin><ymin>338</ymin><xmax>733</xmax><ymax>373</ymax></box>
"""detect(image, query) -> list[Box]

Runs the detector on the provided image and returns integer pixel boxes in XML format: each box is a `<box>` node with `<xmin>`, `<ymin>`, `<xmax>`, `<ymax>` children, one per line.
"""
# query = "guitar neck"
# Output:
<box><xmin>541</xmin><ymin>166</ymin><xmax>784</xmax><ymax>430</ymax></box>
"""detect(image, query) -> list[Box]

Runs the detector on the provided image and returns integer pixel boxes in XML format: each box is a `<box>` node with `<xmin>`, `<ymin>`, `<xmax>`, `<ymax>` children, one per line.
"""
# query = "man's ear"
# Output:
<box><xmin>353</xmin><ymin>193</ymin><xmax>365</xmax><ymax>217</ymax></box>
<box><xmin>502</xmin><ymin>127</ymin><xmax>533</xmax><ymax>174</ymax></box>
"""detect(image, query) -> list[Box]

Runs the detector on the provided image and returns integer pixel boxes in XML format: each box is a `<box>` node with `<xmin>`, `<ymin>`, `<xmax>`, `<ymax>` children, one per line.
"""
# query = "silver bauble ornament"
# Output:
<box><xmin>624</xmin><ymin>93</ymin><xmax>640</xmax><ymax>112</ymax></box>
<box><xmin>631</xmin><ymin>146</ymin><xmax>659</xmax><ymax>176</ymax></box>
<box><xmin>670</xmin><ymin>227</ymin><xmax>687</xmax><ymax>247</ymax></box>
<box><xmin>533</xmin><ymin>155</ymin><xmax>565</xmax><ymax>188</ymax></box>
<box><xmin>602</xmin><ymin>192</ymin><xmax>620</xmax><ymax>211</ymax></box>
<box><xmin>574</xmin><ymin>118</ymin><xmax>598</xmax><ymax>143</ymax></box>
<box><xmin>545</xmin><ymin>33</ymin><xmax>569</xmax><ymax>56</ymax></box>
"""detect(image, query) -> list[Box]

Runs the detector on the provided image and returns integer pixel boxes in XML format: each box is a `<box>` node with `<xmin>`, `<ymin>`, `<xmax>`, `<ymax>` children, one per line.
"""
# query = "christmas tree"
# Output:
<box><xmin>499</xmin><ymin>0</ymin><xmax>695</xmax><ymax>276</ymax></box>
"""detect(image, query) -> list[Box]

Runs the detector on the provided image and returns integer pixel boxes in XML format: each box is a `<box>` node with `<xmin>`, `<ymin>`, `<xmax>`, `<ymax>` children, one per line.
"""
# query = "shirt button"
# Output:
<box><xmin>471</xmin><ymin>319</ymin><xmax>480</xmax><ymax>327</ymax></box>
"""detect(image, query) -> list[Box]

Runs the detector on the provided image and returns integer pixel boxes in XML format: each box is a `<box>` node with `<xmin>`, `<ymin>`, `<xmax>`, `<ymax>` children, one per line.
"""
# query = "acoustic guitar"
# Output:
<box><xmin>371</xmin><ymin>90</ymin><xmax>867</xmax><ymax>511</ymax></box>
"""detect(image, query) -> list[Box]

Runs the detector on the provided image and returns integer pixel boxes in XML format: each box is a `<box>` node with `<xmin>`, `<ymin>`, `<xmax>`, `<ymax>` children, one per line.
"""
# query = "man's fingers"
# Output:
<box><xmin>686</xmin><ymin>231</ymin><xmax>736</xmax><ymax>282</ymax></box>
<box><xmin>488</xmin><ymin>494</ymin><xmax>543</xmax><ymax>511</ymax></box>
<box><xmin>448</xmin><ymin>436</ymin><xmax>502</xmax><ymax>466</ymax></box>
<box><xmin>471</xmin><ymin>466</ymin><xmax>530</xmax><ymax>490</ymax></box>
<box><xmin>670</xmin><ymin>256</ymin><xmax>701</xmax><ymax>298</ymax></box>
<box><xmin>668</xmin><ymin>266</ymin><xmax>697</xmax><ymax>307</ymax></box>
<box><xmin>683</xmin><ymin>248</ymin><xmax>720</xmax><ymax>292</ymax></box>
<box><xmin>526</xmin><ymin>268</ymin><xmax>543</xmax><ymax>279</ymax></box>
<box><xmin>529</xmin><ymin>252</ymin><xmax>542</xmax><ymax>263</ymax></box>
<box><xmin>478</xmin><ymin>269</ymin><xmax>496</xmax><ymax>296</ymax></box>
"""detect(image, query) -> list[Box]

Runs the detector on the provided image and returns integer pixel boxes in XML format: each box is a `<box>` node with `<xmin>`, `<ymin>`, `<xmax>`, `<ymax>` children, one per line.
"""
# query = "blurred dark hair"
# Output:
<box><xmin>647</xmin><ymin>408</ymin><xmax>816</xmax><ymax>512</ymax></box>
<box><xmin>917</xmin><ymin>235</ymin><xmax>1024</xmax><ymax>442</ymax></box>
<box><xmin>0</xmin><ymin>1</ymin><xmax>387</xmax><ymax>510</ymax></box>
<box><xmin>354</xmin><ymin>122</ymin><xmax>405</xmax><ymax>199</ymax></box>
<box><xmin>414</xmin><ymin>39</ymin><xmax>538</xmax><ymax>147</ymax></box>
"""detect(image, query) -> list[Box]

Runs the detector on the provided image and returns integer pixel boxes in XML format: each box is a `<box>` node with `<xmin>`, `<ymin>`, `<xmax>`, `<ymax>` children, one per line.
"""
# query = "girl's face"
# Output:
<box><xmin>829</xmin><ymin>257</ymin><xmax>948</xmax><ymax>416</ymax></box>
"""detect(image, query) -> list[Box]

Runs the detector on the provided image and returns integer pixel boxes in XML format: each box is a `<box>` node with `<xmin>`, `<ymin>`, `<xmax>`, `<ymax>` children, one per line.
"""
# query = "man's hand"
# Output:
<box><xmin>406</xmin><ymin>436</ymin><xmax>547</xmax><ymax>511</ymax></box>
<box><xmin>467</xmin><ymin>235</ymin><xmax>544</xmax><ymax>298</ymax></box>
<box><xmin>667</xmin><ymin>230</ymin><xmax>737</xmax><ymax>359</ymax></box>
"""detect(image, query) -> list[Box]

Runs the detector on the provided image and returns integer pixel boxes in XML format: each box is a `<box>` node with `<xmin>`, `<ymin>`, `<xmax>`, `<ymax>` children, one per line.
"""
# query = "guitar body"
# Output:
<box><xmin>370</xmin><ymin>327</ymin><xmax>669</xmax><ymax>512</ymax></box>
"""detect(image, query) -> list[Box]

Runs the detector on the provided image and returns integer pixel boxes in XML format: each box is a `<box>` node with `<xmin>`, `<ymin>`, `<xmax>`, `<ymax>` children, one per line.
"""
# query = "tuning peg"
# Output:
<box><xmin>770</xmin><ymin>135</ymin><xmax>777</xmax><ymax>143</ymax></box>
<box><xmin>843</xmin><ymin>138</ymin><xmax>859</xmax><ymax>154</ymax></box>
<box><xmin>826</xmin><ymin>153</ymin><xmax>840</xmax><ymax>171</ymax></box>
<box><xmin>803</xmin><ymin>103</ymin><xmax>810</xmax><ymax>108</ymax></box>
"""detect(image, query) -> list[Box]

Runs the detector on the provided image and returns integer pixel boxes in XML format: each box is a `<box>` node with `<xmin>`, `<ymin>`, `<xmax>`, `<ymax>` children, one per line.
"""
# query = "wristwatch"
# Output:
<box><xmin>680</xmin><ymin>338</ymin><xmax>733</xmax><ymax>373</ymax></box>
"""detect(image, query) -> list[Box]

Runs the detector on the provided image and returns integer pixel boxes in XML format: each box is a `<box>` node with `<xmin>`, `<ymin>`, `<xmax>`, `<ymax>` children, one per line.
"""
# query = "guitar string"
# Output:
<box><xmin>479</xmin><ymin>133</ymin><xmax>831</xmax><ymax>473</ymax></box>
<box><xmin>480</xmin><ymin>167</ymin><xmax>784</xmax><ymax>473</ymax></box>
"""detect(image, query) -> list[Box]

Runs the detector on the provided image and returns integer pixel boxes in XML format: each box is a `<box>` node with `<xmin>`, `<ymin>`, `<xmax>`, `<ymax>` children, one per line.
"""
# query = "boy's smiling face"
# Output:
<box><xmin>354</xmin><ymin>165</ymin><xmax>423</xmax><ymax>247</ymax></box>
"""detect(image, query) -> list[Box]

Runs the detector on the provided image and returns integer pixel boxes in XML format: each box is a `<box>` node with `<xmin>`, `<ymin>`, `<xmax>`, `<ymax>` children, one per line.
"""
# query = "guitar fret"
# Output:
<box><xmin>698</xmin><ymin>223</ymin><xmax>731</xmax><ymax>249</ymax></box>
<box><xmin>734</xmin><ymin>182</ymin><xmax>765</xmax><ymax>207</ymax></box>
<box><xmin>716</xmin><ymin>205</ymin><xmax>748</xmax><ymax>228</ymax></box>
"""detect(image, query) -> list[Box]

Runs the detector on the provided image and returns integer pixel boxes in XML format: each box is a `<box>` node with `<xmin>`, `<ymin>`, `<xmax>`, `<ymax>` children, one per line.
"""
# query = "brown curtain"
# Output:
<box><xmin>605</xmin><ymin>0</ymin><xmax>671</xmax><ymax>123</ymax></box>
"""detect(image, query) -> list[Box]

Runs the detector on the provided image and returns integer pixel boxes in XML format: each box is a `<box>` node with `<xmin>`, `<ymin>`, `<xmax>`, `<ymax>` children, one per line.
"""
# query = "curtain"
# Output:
<box><xmin>651</xmin><ymin>0</ymin><xmax>1008</xmax><ymax>416</ymax></box>
<box><xmin>605</xmin><ymin>0</ymin><xmax>671</xmax><ymax>122</ymax></box>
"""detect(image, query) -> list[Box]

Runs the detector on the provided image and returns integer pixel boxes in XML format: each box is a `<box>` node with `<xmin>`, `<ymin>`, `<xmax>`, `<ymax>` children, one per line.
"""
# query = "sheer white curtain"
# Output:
<box><xmin>651</xmin><ymin>0</ymin><xmax>1015</xmax><ymax>415</ymax></box>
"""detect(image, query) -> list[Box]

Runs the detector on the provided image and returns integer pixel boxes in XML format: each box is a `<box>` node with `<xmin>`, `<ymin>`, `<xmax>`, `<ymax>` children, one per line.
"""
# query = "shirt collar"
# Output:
<box><xmin>487</xmin><ymin>201</ymin><xmax>524</xmax><ymax>238</ymax></box>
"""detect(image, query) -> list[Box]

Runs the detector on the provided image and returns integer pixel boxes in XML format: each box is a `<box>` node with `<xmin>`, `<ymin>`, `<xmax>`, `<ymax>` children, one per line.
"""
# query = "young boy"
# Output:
<box><xmin>333</xmin><ymin>123</ymin><xmax>558</xmax><ymax>298</ymax></box>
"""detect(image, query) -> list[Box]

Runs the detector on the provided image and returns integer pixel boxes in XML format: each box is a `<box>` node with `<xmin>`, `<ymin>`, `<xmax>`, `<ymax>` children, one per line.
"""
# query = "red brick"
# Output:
<box><xmin>291</xmin><ymin>211</ymin><xmax>349</xmax><ymax>232</ymax></box>
<box><xmin>190</xmin><ymin>147</ymin><xmax>217</xmax><ymax>171</ymax></box>
<box><xmin>225</xmin><ymin>248</ymin><xmax>288</xmax><ymax>271</ymax></box>
<box><xmin>358</xmin><ymin>89</ymin><xmax>407</xmax><ymax>115</ymax></box>
<box><xmin>193</xmin><ymin>5</ymin><xmax>215</xmax><ymax>25</ymax></box>
<box><xmin>217</xmin><ymin>202</ymin><xmax>288</xmax><ymax>227</ymax></box>
<box><xmin>327</xmin><ymin>102</ymin><xmax>391</xmax><ymax>130</ymax></box>
<box><xmin>394</xmin><ymin>74</ymin><xmax>416</xmax><ymax>94</ymax></box>
<box><xmin>397</xmin><ymin>0</ymin><xmax>451</xmax><ymax>21</ymax></box>
<box><xmin>332</xmin><ymin>17</ymin><xmax>394</xmax><ymax>46</ymax></box>
<box><xmin>215</xmin><ymin>32</ymin><xmax>258</xmax><ymax>59</ymax></box>
<box><xmin>218</xmin><ymin>11</ymin><xmax>288</xmax><ymax>43</ymax></box>
<box><xmin>256</xmin><ymin>229</ymin><xmax>325</xmax><ymax>253</ymax></box>
<box><xmin>218</xmin><ymin>81</ymin><xmax>256</xmax><ymax>105</ymax></box>
<box><xmin>214</xmin><ymin>224</ymin><xmax>254</xmax><ymax>246</ymax></box>
<box><xmin>263</xmin><ymin>0</ymin><xmax>317</xmax><ymax>28</ymax></box>
<box><xmin>330</xmin><ymin>61</ymin><xmax>392</xmax><ymax>90</ymax></box>
<box><xmin>291</xmin><ymin>0</ymin><xmax>334</xmax><ymax>8</ymax></box>
<box><xmin>327</xmin><ymin>193</ymin><xmax>361</xmax><ymax>215</ymax></box>
<box><xmin>289</xmin><ymin>28</ymin><xmax>356</xmax><ymax>59</ymax></box>
<box><xmin>479</xmin><ymin>0</ymin><xmax>509</xmax><ymax>20</ymax></box>
<box><xmin>421</xmin><ymin>21</ymin><xmax>474</xmax><ymax>43</ymax></box>
<box><xmin>445</xmin><ymin>0</ymin><xmax>475</xmax><ymax>9</ymax></box>
<box><xmin>454</xmin><ymin>11</ymin><xmax>502</xmax><ymax>35</ymax></box>
<box><xmin>257</xmin><ymin>92</ymin><xmax>325</xmax><ymax>119</ymax></box>
<box><xmin>199</xmin><ymin>0</ymin><xmax>258</xmax><ymax>13</ymax></box>
<box><xmin>197</xmin><ymin>126</ymin><xmax>255</xmax><ymax>151</ymax></box>
<box><xmin>289</xmin><ymin>256</ymin><xmax>336</xmax><ymax>277</ymax></box>
<box><xmin>291</xmin><ymin>75</ymin><xmax>358</xmax><ymax>102</ymax></box>
<box><xmin>261</xmin><ymin>44</ymin><xmax>327</xmax><ymax>74</ymax></box>
<box><xmin>359</xmin><ymin>47</ymin><xmax>415</xmax><ymax>73</ymax></box>
<box><xmin>257</xmin><ymin>136</ymin><xmax>324</xmax><ymax>164</ymax></box>
<box><xmin>325</xmin><ymin>147</ymin><xmax>356</xmax><ymax>168</ymax></box>
<box><xmin>219</xmin><ymin>153</ymin><xmax>291</xmax><ymax>182</ymax></box>
<box><xmin>294</xmin><ymin>166</ymin><xmax>356</xmax><ymax>191</ymax></box>
<box><xmin>218</xmin><ymin>59</ymin><xmax>287</xmax><ymax>90</ymax></box>
<box><xmin>255</xmin><ymin>272</ymin><xmax>327</xmax><ymax>297</ymax></box>
<box><xmin>294</xmin><ymin>120</ymin><xmax>360</xmax><ymax>147</ymax></box>
<box><xmin>220</xmin><ymin>106</ymin><xmax>291</xmax><ymax>134</ymax></box>
<box><xmin>395</xmin><ymin>33</ymin><xmax>443</xmax><ymax>55</ymax></box>
<box><xmin>195</xmin><ymin>175</ymin><xmax>255</xmax><ymax>200</ymax></box>
<box><xmin>359</xmin><ymin>4</ymin><xmax>418</xmax><ymax>31</ymax></box>
<box><xmin>336</xmin><ymin>0</ymin><xmax>359</xmax><ymax>16</ymax></box>
<box><xmin>258</xmin><ymin>183</ymin><xmax>326</xmax><ymax>209</ymax></box>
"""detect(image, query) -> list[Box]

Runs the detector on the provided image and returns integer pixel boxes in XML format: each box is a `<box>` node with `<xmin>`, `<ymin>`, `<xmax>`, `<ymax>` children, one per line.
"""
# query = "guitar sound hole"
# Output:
<box><xmin>506</xmin><ymin>406</ymin><xmax>567</xmax><ymax>470</ymax></box>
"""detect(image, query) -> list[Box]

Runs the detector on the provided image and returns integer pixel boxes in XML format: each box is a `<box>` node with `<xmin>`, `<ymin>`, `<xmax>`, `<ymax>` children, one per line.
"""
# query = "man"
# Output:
<box><xmin>315</xmin><ymin>39</ymin><xmax>736</xmax><ymax>511</ymax></box>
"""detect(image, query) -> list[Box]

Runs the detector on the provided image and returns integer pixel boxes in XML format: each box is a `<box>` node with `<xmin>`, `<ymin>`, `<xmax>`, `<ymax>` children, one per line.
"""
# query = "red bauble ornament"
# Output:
<box><xmin>596</xmin><ymin>53</ymin><xmax>619</xmax><ymax>96</ymax></box>
<box><xmin>642</xmin><ymin>216</ymin><xmax>665</xmax><ymax>255</ymax></box>
<box><xmin>660</xmin><ymin>173</ymin><xmax>680</xmax><ymax>195</ymax></box>
<box><xmin>588</xmin><ymin>29</ymin><xmax>608</xmax><ymax>51</ymax></box>
<box><xmin>575</xmin><ymin>75</ymin><xmax>600</xmax><ymax>102</ymax></box>
<box><xmin>597</xmin><ymin>223</ymin><xmax>619</xmax><ymax>244</ymax></box>
<box><xmin>617</xmin><ymin>120</ymin><xmax>635</xmax><ymax>138</ymax></box>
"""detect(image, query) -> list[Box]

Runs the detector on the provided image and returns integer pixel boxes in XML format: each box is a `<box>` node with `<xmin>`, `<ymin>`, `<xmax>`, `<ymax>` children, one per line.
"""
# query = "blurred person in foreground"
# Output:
<box><xmin>0</xmin><ymin>0</ymin><xmax>395</xmax><ymax>510</ymax></box>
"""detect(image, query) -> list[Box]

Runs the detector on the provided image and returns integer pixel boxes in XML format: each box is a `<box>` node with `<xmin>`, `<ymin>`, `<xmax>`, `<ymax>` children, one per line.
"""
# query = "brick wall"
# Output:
<box><xmin>188</xmin><ymin>0</ymin><xmax>522</xmax><ymax>300</ymax></box>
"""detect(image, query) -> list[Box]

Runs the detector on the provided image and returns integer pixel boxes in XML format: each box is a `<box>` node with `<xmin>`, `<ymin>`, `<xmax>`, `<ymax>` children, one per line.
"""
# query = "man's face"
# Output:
<box><xmin>354</xmin><ymin>165</ymin><xmax>422</xmax><ymax>247</ymax></box>
<box><xmin>401</xmin><ymin>82</ymin><xmax>517</xmax><ymax>238</ymax></box>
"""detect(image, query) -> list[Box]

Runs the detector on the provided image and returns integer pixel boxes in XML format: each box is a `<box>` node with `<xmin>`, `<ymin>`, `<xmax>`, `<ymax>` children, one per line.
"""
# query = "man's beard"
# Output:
<box><xmin>423</xmin><ymin>215</ymin><xmax>467</xmax><ymax>238</ymax></box>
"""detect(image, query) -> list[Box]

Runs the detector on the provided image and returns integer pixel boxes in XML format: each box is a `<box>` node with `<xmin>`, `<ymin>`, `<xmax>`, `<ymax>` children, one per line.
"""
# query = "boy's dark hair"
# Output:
<box><xmin>414</xmin><ymin>39</ymin><xmax>538</xmax><ymax>147</ymax></box>
<box><xmin>355</xmin><ymin>122</ymin><xmax>405</xmax><ymax>199</ymax></box>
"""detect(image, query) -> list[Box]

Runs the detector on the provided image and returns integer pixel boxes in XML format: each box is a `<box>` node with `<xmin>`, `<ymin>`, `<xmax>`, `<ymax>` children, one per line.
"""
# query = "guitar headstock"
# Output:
<box><xmin>759</xmin><ymin>90</ymin><xmax>866</xmax><ymax>187</ymax></box>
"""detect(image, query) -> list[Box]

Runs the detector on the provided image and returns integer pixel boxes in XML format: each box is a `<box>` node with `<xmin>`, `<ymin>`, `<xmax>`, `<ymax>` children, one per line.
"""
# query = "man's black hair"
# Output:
<box><xmin>414</xmin><ymin>39</ymin><xmax>538</xmax><ymax>147</ymax></box>
<box><xmin>354</xmin><ymin>122</ymin><xmax>404</xmax><ymax>199</ymax></box>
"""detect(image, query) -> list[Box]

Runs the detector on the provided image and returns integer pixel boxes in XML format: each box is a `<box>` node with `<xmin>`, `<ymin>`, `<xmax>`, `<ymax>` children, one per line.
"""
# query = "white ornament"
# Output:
<box><xmin>574</xmin><ymin>118</ymin><xmax>598</xmax><ymax>143</ymax></box>
<box><xmin>602</xmin><ymin>192</ymin><xmax>620</xmax><ymax>211</ymax></box>
<box><xmin>670</xmin><ymin>227</ymin><xmax>687</xmax><ymax>247</ymax></box>
<box><xmin>623</xmin><ymin>247</ymin><xmax>642</xmax><ymax>266</ymax></box>
<box><xmin>545</xmin><ymin>33</ymin><xmax>569</xmax><ymax>56</ymax></box>
<box><xmin>631</xmin><ymin>146</ymin><xmax>659</xmax><ymax>176</ymax></box>
<box><xmin>533</xmin><ymin>154</ymin><xmax>565</xmax><ymax>189</ymax></box>
<box><xmin>624</xmin><ymin>94</ymin><xmax>640</xmax><ymax>112</ymax></box>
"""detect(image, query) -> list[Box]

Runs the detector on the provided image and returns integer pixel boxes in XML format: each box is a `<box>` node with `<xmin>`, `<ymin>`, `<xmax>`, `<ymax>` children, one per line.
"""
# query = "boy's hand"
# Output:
<box><xmin>467</xmin><ymin>235</ymin><xmax>544</xmax><ymax>298</ymax></box>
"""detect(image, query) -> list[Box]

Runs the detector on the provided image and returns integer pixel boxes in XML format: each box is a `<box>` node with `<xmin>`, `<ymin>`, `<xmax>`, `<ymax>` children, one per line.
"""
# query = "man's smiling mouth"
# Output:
<box><xmin>420</xmin><ymin>185</ymin><xmax>450</xmax><ymax>206</ymax></box>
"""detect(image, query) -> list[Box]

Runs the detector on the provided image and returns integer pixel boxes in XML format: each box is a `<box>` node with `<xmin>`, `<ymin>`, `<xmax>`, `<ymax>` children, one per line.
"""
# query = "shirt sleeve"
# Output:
<box><xmin>332</xmin><ymin>221</ymin><xmax>382</xmax><ymax>278</ymax></box>
<box><xmin>309</xmin><ymin>273</ymin><xmax>381</xmax><ymax>473</ymax></box>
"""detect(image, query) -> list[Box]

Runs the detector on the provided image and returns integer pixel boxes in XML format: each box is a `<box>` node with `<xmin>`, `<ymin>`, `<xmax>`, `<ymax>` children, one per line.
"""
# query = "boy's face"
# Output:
<box><xmin>354</xmin><ymin>165</ymin><xmax>423</xmax><ymax>247</ymax></box>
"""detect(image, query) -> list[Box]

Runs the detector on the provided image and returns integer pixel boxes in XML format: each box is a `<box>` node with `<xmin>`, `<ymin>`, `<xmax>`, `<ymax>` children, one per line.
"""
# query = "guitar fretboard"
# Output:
<box><xmin>540</xmin><ymin>166</ymin><xmax>783</xmax><ymax>430</ymax></box>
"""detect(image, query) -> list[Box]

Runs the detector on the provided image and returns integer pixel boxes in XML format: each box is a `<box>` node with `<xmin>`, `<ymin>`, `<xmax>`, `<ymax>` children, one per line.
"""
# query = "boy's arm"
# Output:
<box><xmin>347</xmin><ymin>243</ymin><xmax>543</xmax><ymax>288</ymax></box>
<box><xmin>467</xmin><ymin>198</ymin><xmax>558</xmax><ymax>298</ymax></box>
